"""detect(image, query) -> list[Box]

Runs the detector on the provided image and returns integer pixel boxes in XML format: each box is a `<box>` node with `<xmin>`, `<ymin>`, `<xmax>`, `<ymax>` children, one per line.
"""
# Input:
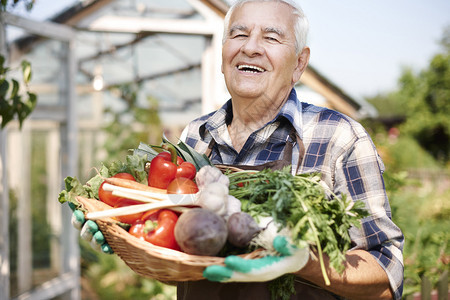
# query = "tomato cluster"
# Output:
<box><xmin>148</xmin><ymin>151</ymin><xmax>198</xmax><ymax>193</ymax></box>
<box><xmin>97</xmin><ymin>150</ymin><xmax>199</xmax><ymax>251</ymax></box>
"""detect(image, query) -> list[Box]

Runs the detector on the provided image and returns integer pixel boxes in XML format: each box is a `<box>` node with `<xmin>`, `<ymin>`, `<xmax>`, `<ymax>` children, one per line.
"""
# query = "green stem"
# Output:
<box><xmin>295</xmin><ymin>190</ymin><xmax>331</xmax><ymax>286</ymax></box>
<box><xmin>307</xmin><ymin>217</ymin><xmax>330</xmax><ymax>286</ymax></box>
<box><xmin>298</xmin><ymin>175</ymin><xmax>342</xmax><ymax>201</ymax></box>
<box><xmin>162</xmin><ymin>143</ymin><xmax>178</xmax><ymax>165</ymax></box>
<box><xmin>144</xmin><ymin>220</ymin><xmax>158</xmax><ymax>233</ymax></box>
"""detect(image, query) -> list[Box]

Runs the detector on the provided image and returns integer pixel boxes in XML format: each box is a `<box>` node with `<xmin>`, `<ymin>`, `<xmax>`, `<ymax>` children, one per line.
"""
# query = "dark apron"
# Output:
<box><xmin>177</xmin><ymin>131</ymin><xmax>339</xmax><ymax>300</ymax></box>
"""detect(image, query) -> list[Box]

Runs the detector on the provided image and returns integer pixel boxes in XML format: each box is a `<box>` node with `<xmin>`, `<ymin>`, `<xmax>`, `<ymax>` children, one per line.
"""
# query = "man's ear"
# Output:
<box><xmin>292</xmin><ymin>47</ymin><xmax>310</xmax><ymax>83</ymax></box>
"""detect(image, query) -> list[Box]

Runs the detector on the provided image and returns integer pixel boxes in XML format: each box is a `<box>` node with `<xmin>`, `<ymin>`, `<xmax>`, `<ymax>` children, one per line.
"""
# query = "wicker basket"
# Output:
<box><xmin>76</xmin><ymin>196</ymin><xmax>264</xmax><ymax>282</ymax></box>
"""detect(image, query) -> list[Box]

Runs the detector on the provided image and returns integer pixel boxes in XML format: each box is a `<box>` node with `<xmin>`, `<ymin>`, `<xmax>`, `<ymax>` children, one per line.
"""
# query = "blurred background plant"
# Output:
<box><xmin>0</xmin><ymin>55</ymin><xmax>37</xmax><ymax>129</ymax></box>
<box><xmin>79</xmin><ymin>241</ymin><xmax>176</xmax><ymax>300</ymax></box>
<box><xmin>363</xmin><ymin>26</ymin><xmax>450</xmax><ymax>297</ymax></box>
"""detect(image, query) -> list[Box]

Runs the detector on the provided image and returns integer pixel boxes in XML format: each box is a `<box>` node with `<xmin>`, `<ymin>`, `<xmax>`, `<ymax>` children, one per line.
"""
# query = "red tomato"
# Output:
<box><xmin>114</xmin><ymin>172</ymin><xmax>135</xmax><ymax>181</ymax></box>
<box><xmin>129</xmin><ymin>220</ymin><xmax>146</xmax><ymax>240</ymax></box>
<box><xmin>113</xmin><ymin>198</ymin><xmax>144</xmax><ymax>224</ymax></box>
<box><xmin>132</xmin><ymin>209</ymin><xmax>180</xmax><ymax>250</ymax></box>
<box><xmin>167</xmin><ymin>177</ymin><xmax>199</xmax><ymax>194</ymax></box>
<box><xmin>176</xmin><ymin>161</ymin><xmax>197</xmax><ymax>180</ymax></box>
<box><xmin>128</xmin><ymin>209</ymin><xmax>163</xmax><ymax>241</ymax></box>
<box><xmin>98</xmin><ymin>172</ymin><xmax>136</xmax><ymax>206</ymax></box>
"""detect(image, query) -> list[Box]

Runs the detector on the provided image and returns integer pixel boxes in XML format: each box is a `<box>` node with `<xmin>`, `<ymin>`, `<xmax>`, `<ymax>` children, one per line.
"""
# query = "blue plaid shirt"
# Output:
<box><xmin>182</xmin><ymin>88</ymin><xmax>404</xmax><ymax>299</ymax></box>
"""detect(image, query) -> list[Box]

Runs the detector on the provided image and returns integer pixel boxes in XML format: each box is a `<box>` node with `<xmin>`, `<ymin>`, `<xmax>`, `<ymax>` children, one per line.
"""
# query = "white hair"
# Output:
<box><xmin>223</xmin><ymin>0</ymin><xmax>309</xmax><ymax>53</ymax></box>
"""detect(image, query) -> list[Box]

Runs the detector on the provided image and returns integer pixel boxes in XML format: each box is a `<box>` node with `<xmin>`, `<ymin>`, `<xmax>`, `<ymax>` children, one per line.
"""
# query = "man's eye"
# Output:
<box><xmin>265</xmin><ymin>36</ymin><xmax>279</xmax><ymax>42</ymax></box>
<box><xmin>233</xmin><ymin>34</ymin><xmax>248</xmax><ymax>38</ymax></box>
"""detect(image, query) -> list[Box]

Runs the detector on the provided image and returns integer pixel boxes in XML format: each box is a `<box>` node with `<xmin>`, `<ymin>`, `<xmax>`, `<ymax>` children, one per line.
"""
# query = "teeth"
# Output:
<box><xmin>237</xmin><ymin>64</ymin><xmax>265</xmax><ymax>73</ymax></box>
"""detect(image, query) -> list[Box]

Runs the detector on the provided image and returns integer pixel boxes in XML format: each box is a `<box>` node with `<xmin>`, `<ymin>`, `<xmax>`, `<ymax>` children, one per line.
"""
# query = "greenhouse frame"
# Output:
<box><xmin>0</xmin><ymin>1</ymin><xmax>371</xmax><ymax>299</ymax></box>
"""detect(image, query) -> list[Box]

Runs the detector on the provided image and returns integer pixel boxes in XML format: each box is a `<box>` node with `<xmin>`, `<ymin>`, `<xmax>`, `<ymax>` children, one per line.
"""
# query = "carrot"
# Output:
<box><xmin>104</xmin><ymin>177</ymin><xmax>167</xmax><ymax>194</ymax></box>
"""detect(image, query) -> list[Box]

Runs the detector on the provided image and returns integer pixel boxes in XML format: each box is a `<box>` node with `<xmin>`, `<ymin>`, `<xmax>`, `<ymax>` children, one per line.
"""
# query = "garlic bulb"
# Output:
<box><xmin>195</xmin><ymin>166</ymin><xmax>229</xmax><ymax>189</ymax></box>
<box><xmin>196</xmin><ymin>182</ymin><xmax>229</xmax><ymax>217</ymax></box>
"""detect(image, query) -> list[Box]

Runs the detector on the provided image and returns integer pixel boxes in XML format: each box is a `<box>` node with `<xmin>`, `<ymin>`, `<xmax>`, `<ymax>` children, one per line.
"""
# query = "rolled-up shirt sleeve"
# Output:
<box><xmin>334</xmin><ymin>130</ymin><xmax>404</xmax><ymax>300</ymax></box>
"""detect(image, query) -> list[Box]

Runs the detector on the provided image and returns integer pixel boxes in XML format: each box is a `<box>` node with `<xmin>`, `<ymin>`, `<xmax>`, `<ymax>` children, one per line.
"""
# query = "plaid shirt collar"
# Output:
<box><xmin>200</xmin><ymin>88</ymin><xmax>304</xmax><ymax>143</ymax></box>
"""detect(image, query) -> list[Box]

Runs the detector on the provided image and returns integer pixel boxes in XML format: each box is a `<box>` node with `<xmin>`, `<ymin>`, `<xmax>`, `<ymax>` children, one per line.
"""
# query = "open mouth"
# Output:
<box><xmin>237</xmin><ymin>64</ymin><xmax>265</xmax><ymax>73</ymax></box>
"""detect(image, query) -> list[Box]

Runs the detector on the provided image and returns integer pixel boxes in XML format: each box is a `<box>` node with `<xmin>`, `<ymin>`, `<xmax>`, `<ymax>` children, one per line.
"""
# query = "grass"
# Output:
<box><xmin>373</xmin><ymin>131</ymin><xmax>449</xmax><ymax>297</ymax></box>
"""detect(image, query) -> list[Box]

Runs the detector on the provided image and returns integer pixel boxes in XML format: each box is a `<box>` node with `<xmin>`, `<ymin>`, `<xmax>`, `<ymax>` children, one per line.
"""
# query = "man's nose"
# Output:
<box><xmin>241</xmin><ymin>34</ymin><xmax>264</xmax><ymax>56</ymax></box>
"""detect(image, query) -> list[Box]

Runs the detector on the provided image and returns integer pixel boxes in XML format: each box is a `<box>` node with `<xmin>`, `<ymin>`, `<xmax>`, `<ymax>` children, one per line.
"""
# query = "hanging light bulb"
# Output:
<box><xmin>92</xmin><ymin>74</ymin><xmax>104</xmax><ymax>91</ymax></box>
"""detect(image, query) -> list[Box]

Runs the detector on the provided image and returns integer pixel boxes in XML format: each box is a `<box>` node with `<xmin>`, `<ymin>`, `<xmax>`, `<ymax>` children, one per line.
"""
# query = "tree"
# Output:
<box><xmin>0</xmin><ymin>55</ymin><xmax>37</xmax><ymax>128</ymax></box>
<box><xmin>399</xmin><ymin>37</ymin><xmax>450</xmax><ymax>162</ymax></box>
<box><xmin>0</xmin><ymin>1</ymin><xmax>37</xmax><ymax>128</ymax></box>
<box><xmin>367</xmin><ymin>27</ymin><xmax>450</xmax><ymax>163</ymax></box>
<box><xmin>101</xmin><ymin>82</ymin><xmax>163</xmax><ymax>163</ymax></box>
<box><xmin>0</xmin><ymin>0</ymin><xmax>34</xmax><ymax>12</ymax></box>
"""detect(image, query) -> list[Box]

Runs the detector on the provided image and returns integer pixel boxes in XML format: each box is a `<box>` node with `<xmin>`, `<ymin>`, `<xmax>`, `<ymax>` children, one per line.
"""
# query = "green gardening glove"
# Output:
<box><xmin>203</xmin><ymin>235</ymin><xmax>309</xmax><ymax>282</ymax></box>
<box><xmin>69</xmin><ymin>202</ymin><xmax>113</xmax><ymax>254</ymax></box>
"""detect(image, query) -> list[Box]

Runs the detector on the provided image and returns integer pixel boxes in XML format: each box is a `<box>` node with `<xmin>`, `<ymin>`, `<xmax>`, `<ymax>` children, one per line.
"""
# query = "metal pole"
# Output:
<box><xmin>0</xmin><ymin>128</ymin><xmax>10</xmax><ymax>300</ymax></box>
<box><xmin>0</xmin><ymin>13</ymin><xmax>10</xmax><ymax>300</ymax></box>
<box><xmin>60</xmin><ymin>39</ymin><xmax>80</xmax><ymax>300</ymax></box>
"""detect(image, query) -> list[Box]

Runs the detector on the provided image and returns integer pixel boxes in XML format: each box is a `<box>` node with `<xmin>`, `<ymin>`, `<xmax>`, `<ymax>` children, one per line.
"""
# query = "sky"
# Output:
<box><xmin>297</xmin><ymin>0</ymin><xmax>450</xmax><ymax>100</ymax></box>
<box><xmin>7</xmin><ymin>0</ymin><xmax>450</xmax><ymax>102</ymax></box>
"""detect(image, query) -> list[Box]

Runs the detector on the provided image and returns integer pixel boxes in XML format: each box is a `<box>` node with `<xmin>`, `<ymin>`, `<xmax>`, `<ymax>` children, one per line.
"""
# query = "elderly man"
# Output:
<box><xmin>179</xmin><ymin>0</ymin><xmax>404</xmax><ymax>299</ymax></box>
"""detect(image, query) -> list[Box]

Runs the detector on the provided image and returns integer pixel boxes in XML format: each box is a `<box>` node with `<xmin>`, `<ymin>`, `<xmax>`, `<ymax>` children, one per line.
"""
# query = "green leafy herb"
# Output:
<box><xmin>58</xmin><ymin>176</ymin><xmax>89</xmax><ymax>209</ymax></box>
<box><xmin>133</xmin><ymin>141</ymin><xmax>160</xmax><ymax>161</ymax></box>
<box><xmin>268</xmin><ymin>274</ymin><xmax>296</xmax><ymax>300</ymax></box>
<box><xmin>59</xmin><ymin>138</ymin><xmax>210</xmax><ymax>207</ymax></box>
<box><xmin>58</xmin><ymin>152</ymin><xmax>149</xmax><ymax>208</ymax></box>
<box><xmin>162</xmin><ymin>134</ymin><xmax>213</xmax><ymax>170</ymax></box>
<box><xmin>227</xmin><ymin>167</ymin><xmax>368</xmax><ymax>285</ymax></box>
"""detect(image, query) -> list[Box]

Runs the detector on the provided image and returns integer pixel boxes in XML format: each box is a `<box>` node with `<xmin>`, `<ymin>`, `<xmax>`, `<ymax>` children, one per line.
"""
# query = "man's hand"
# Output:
<box><xmin>70</xmin><ymin>203</ymin><xmax>113</xmax><ymax>254</ymax></box>
<box><xmin>203</xmin><ymin>235</ymin><xmax>309</xmax><ymax>282</ymax></box>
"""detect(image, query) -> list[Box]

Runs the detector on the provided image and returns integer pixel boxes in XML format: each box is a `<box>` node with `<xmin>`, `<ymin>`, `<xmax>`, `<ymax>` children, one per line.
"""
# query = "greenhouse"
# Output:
<box><xmin>0</xmin><ymin>0</ymin><xmax>374</xmax><ymax>299</ymax></box>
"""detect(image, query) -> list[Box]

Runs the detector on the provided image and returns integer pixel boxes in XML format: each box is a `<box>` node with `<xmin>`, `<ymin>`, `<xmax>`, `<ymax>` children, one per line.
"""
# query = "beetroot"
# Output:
<box><xmin>227</xmin><ymin>212</ymin><xmax>261</xmax><ymax>248</ymax></box>
<box><xmin>174</xmin><ymin>208</ymin><xmax>227</xmax><ymax>256</ymax></box>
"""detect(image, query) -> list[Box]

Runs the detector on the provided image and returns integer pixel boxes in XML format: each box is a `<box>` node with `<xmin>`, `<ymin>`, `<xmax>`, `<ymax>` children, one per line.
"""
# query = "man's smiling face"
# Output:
<box><xmin>221</xmin><ymin>1</ymin><xmax>302</xmax><ymax>105</ymax></box>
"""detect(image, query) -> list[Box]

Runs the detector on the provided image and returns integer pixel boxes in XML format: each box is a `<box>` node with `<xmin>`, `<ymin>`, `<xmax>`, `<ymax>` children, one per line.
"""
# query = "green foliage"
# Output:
<box><xmin>364</xmin><ymin>27</ymin><xmax>450</xmax><ymax>294</ymax></box>
<box><xmin>364</xmin><ymin>93</ymin><xmax>405</xmax><ymax>118</ymax></box>
<box><xmin>0</xmin><ymin>0</ymin><xmax>34</xmax><ymax>12</ymax></box>
<box><xmin>8</xmin><ymin>189</ymin><xmax>18</xmax><ymax>272</ymax></box>
<box><xmin>268</xmin><ymin>274</ymin><xmax>296</xmax><ymax>300</ymax></box>
<box><xmin>58</xmin><ymin>152</ymin><xmax>150</xmax><ymax>210</ymax></box>
<box><xmin>381</xmin><ymin>135</ymin><xmax>440</xmax><ymax>172</ymax></box>
<box><xmin>367</xmin><ymin>28</ymin><xmax>450</xmax><ymax>163</ymax></box>
<box><xmin>30</xmin><ymin>133</ymin><xmax>51</xmax><ymax>268</ymax></box>
<box><xmin>228</xmin><ymin>168</ymin><xmax>368</xmax><ymax>280</ymax></box>
<box><xmin>367</xmin><ymin>130</ymin><xmax>449</xmax><ymax>297</ymax></box>
<box><xmin>101</xmin><ymin>83</ymin><xmax>162</xmax><ymax>162</ymax></box>
<box><xmin>0</xmin><ymin>55</ymin><xmax>37</xmax><ymax>129</ymax></box>
<box><xmin>388</xmin><ymin>179</ymin><xmax>449</xmax><ymax>297</ymax></box>
<box><xmin>8</xmin><ymin>133</ymin><xmax>52</xmax><ymax>296</ymax></box>
<box><xmin>399</xmin><ymin>52</ymin><xmax>450</xmax><ymax>162</ymax></box>
<box><xmin>80</xmin><ymin>240</ymin><xmax>176</xmax><ymax>300</ymax></box>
